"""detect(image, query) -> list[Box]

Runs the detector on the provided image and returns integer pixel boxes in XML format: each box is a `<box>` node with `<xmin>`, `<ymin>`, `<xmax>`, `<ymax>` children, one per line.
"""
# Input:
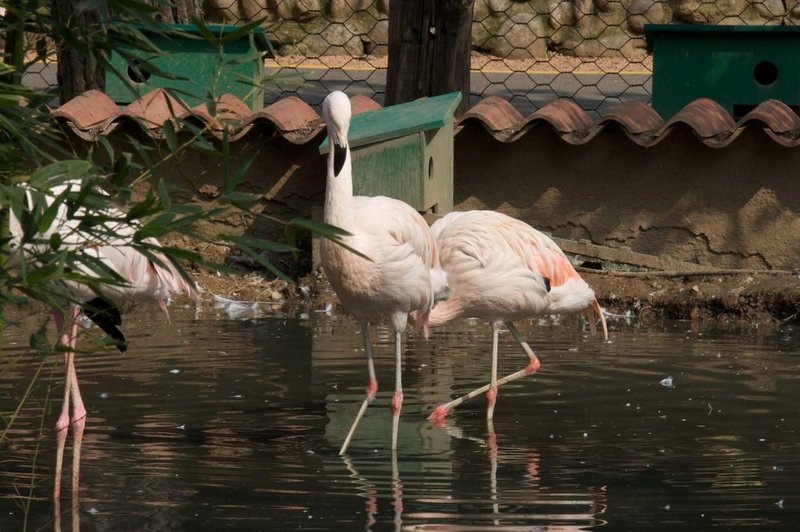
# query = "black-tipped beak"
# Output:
<box><xmin>543</xmin><ymin>276</ymin><xmax>551</xmax><ymax>292</ymax></box>
<box><xmin>333</xmin><ymin>143</ymin><xmax>347</xmax><ymax>176</ymax></box>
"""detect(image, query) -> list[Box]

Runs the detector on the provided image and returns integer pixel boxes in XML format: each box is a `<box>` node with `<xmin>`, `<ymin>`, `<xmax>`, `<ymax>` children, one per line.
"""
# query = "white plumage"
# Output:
<box><xmin>426</xmin><ymin>210</ymin><xmax>607</xmax><ymax>424</ymax></box>
<box><xmin>319</xmin><ymin>91</ymin><xmax>449</xmax><ymax>454</ymax></box>
<box><xmin>8</xmin><ymin>180</ymin><xmax>196</xmax><ymax>432</ymax></box>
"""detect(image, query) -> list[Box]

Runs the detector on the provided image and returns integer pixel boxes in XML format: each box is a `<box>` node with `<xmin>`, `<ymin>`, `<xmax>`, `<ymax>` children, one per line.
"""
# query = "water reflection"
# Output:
<box><xmin>1</xmin><ymin>305</ymin><xmax>799</xmax><ymax>529</ymax></box>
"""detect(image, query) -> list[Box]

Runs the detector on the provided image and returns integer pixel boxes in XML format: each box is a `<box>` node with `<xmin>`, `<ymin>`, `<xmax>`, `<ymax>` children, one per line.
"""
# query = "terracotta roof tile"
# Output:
<box><xmin>460</xmin><ymin>96</ymin><xmax>524</xmax><ymax>133</ymax></box>
<box><xmin>51</xmin><ymin>90</ymin><xmax>121</xmax><ymax>139</ymax></box>
<box><xmin>350</xmin><ymin>94</ymin><xmax>382</xmax><ymax>115</ymax></box>
<box><xmin>50</xmin><ymin>90</ymin><xmax>800</xmax><ymax>149</ymax></box>
<box><xmin>120</xmin><ymin>89</ymin><xmax>188</xmax><ymax>133</ymax></box>
<box><xmin>733</xmin><ymin>100</ymin><xmax>800</xmax><ymax>147</ymax></box>
<box><xmin>659</xmin><ymin>98</ymin><xmax>738</xmax><ymax>146</ymax></box>
<box><xmin>244</xmin><ymin>96</ymin><xmax>323</xmax><ymax>144</ymax></box>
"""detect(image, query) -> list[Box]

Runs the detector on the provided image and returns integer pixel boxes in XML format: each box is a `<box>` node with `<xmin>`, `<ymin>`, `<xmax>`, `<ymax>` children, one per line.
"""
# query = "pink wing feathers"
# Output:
<box><xmin>430</xmin><ymin>210</ymin><xmax>607</xmax><ymax>339</ymax></box>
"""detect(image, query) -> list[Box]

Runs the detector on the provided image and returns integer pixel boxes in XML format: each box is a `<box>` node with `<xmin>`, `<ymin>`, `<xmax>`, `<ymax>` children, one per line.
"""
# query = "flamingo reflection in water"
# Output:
<box><xmin>7</xmin><ymin>180</ymin><xmax>196</xmax><ymax>502</ymax></box>
<box><xmin>340</xmin><ymin>421</ymin><xmax>607</xmax><ymax>530</ymax></box>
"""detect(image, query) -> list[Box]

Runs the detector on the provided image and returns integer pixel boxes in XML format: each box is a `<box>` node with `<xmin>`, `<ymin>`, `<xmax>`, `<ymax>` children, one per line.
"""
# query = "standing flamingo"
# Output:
<box><xmin>8</xmin><ymin>179</ymin><xmax>196</xmax><ymax>496</ymax></box>
<box><xmin>425</xmin><ymin>210</ymin><xmax>607</xmax><ymax>425</ymax></box>
<box><xmin>319</xmin><ymin>91</ymin><xmax>449</xmax><ymax>455</ymax></box>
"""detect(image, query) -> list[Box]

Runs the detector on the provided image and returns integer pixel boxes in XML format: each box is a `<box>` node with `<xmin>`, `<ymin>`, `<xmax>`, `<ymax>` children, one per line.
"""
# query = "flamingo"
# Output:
<box><xmin>7</xmin><ymin>179</ymin><xmax>196</xmax><ymax>496</ymax></box>
<box><xmin>425</xmin><ymin>210</ymin><xmax>607</xmax><ymax>425</ymax></box>
<box><xmin>319</xmin><ymin>91</ymin><xmax>449</xmax><ymax>455</ymax></box>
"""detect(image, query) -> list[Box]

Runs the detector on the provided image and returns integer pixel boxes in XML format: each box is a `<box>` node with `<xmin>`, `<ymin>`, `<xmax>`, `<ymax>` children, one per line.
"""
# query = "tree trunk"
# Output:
<box><xmin>54</xmin><ymin>0</ymin><xmax>205</xmax><ymax>102</ymax></box>
<box><xmin>385</xmin><ymin>0</ymin><xmax>474</xmax><ymax>116</ymax></box>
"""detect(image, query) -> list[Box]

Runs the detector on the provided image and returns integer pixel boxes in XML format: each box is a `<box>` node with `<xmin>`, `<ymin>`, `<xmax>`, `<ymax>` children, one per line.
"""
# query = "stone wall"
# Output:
<box><xmin>204</xmin><ymin>0</ymin><xmax>800</xmax><ymax>60</ymax></box>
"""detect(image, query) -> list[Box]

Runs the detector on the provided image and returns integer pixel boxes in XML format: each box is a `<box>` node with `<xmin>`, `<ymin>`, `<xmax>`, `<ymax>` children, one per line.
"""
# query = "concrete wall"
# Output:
<box><xmin>114</xmin><ymin>124</ymin><xmax>800</xmax><ymax>271</ymax></box>
<box><xmin>453</xmin><ymin>126</ymin><xmax>800</xmax><ymax>270</ymax></box>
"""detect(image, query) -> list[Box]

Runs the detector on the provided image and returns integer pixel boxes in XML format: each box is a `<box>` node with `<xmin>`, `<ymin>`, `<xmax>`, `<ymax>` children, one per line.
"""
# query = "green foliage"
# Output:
<box><xmin>0</xmin><ymin>0</ymin><xmax>354</xmax><ymax>456</ymax></box>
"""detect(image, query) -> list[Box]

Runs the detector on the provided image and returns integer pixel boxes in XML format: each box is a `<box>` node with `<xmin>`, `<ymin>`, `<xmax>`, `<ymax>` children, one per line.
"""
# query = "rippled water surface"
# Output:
<box><xmin>2</xmin><ymin>303</ymin><xmax>800</xmax><ymax>530</ymax></box>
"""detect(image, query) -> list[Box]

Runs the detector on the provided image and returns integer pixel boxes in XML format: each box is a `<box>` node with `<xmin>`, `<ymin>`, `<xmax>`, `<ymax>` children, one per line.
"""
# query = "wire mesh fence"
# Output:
<box><xmin>14</xmin><ymin>0</ymin><xmax>799</xmax><ymax>115</ymax></box>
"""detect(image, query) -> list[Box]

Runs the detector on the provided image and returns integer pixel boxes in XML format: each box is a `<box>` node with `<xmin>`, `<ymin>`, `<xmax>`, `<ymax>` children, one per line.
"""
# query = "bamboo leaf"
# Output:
<box><xmin>157</xmin><ymin>179</ymin><xmax>171</xmax><ymax>211</ymax></box>
<box><xmin>29</xmin><ymin>160</ymin><xmax>91</xmax><ymax>187</ymax></box>
<box><xmin>163</xmin><ymin>119</ymin><xmax>178</xmax><ymax>152</ymax></box>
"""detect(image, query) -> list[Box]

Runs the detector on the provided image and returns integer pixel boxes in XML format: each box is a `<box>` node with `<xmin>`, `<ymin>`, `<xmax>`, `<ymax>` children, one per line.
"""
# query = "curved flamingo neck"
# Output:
<box><xmin>324</xmin><ymin>146</ymin><xmax>354</xmax><ymax>231</ymax></box>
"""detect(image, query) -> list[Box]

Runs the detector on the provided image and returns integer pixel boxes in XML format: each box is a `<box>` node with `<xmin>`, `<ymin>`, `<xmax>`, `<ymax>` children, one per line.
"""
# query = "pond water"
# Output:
<box><xmin>1</xmin><ymin>302</ymin><xmax>799</xmax><ymax>530</ymax></box>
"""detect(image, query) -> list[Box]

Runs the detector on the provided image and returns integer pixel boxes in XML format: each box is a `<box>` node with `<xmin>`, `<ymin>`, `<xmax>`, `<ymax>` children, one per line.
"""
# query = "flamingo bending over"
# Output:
<box><xmin>320</xmin><ymin>91</ymin><xmax>449</xmax><ymax>455</ymax></box>
<box><xmin>425</xmin><ymin>210</ymin><xmax>607</xmax><ymax>424</ymax></box>
<box><xmin>8</xmin><ymin>179</ymin><xmax>196</xmax><ymax>495</ymax></box>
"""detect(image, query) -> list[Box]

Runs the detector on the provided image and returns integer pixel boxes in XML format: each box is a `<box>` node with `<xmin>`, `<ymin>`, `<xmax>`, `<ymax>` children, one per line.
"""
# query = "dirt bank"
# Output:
<box><xmin>191</xmin><ymin>264</ymin><xmax>800</xmax><ymax>328</ymax></box>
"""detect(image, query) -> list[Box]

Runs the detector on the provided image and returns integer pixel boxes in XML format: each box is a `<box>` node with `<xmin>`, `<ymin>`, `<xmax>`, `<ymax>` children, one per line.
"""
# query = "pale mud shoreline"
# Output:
<box><xmin>191</xmin><ymin>265</ymin><xmax>800</xmax><ymax>328</ymax></box>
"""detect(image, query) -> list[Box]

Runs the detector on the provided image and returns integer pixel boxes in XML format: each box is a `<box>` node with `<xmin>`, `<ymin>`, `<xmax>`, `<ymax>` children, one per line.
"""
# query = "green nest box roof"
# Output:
<box><xmin>319</xmin><ymin>92</ymin><xmax>462</xmax><ymax>152</ymax></box>
<box><xmin>320</xmin><ymin>92</ymin><xmax>462</xmax><ymax>215</ymax></box>
<box><xmin>105</xmin><ymin>23</ymin><xmax>272</xmax><ymax>110</ymax></box>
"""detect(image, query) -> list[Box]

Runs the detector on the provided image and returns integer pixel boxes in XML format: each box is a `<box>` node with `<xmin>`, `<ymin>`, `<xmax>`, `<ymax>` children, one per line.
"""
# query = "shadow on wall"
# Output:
<box><xmin>452</xmin><ymin>124</ymin><xmax>800</xmax><ymax>270</ymax></box>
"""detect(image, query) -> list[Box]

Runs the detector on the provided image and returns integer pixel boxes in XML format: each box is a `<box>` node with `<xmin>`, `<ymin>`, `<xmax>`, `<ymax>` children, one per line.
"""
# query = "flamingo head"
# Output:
<box><xmin>322</xmin><ymin>91</ymin><xmax>351</xmax><ymax>177</ymax></box>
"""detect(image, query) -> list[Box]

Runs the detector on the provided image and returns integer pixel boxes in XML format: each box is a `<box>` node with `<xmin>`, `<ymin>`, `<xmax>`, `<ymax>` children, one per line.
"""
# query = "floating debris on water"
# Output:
<box><xmin>660</xmin><ymin>376</ymin><xmax>674</xmax><ymax>388</ymax></box>
<box><xmin>213</xmin><ymin>294</ymin><xmax>263</xmax><ymax>320</ymax></box>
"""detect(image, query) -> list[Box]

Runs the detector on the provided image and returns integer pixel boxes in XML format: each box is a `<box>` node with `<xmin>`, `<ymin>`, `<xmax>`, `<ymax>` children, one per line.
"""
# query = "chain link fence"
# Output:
<box><xmin>14</xmin><ymin>1</ymin><xmax>799</xmax><ymax>115</ymax></box>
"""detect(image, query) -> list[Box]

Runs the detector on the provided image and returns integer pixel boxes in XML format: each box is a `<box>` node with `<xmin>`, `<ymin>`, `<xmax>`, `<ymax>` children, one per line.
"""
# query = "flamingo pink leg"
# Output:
<box><xmin>428</xmin><ymin>321</ymin><xmax>542</xmax><ymax>425</ymax></box>
<box><xmin>486</xmin><ymin>323</ymin><xmax>500</xmax><ymax>421</ymax></box>
<box><xmin>53</xmin><ymin>306</ymin><xmax>87</xmax><ymax>502</ymax></box>
<box><xmin>390</xmin><ymin>331</ymin><xmax>404</xmax><ymax>451</ymax></box>
<box><xmin>53</xmin><ymin>307</ymin><xmax>86</xmax><ymax>432</ymax></box>
<box><xmin>339</xmin><ymin>323</ymin><xmax>379</xmax><ymax>455</ymax></box>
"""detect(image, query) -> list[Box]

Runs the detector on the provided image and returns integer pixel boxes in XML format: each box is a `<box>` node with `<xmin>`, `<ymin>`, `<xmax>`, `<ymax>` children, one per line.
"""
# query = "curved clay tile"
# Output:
<box><xmin>526</xmin><ymin>99</ymin><xmax>594</xmax><ymax>133</ymax></box>
<box><xmin>183</xmin><ymin>94</ymin><xmax>252</xmax><ymax>124</ymax></box>
<box><xmin>181</xmin><ymin>94</ymin><xmax>254</xmax><ymax>139</ymax></box>
<box><xmin>51</xmin><ymin>90</ymin><xmax>121</xmax><ymax>130</ymax></box>
<box><xmin>458</xmin><ymin>96</ymin><xmax>524</xmax><ymax>133</ymax></box>
<box><xmin>737</xmin><ymin>99</ymin><xmax>800</xmax><ymax>134</ymax></box>
<box><xmin>244</xmin><ymin>96</ymin><xmax>323</xmax><ymax>144</ymax></box>
<box><xmin>599</xmin><ymin>100</ymin><xmax>663</xmax><ymax>134</ymax></box>
<box><xmin>350</xmin><ymin>94</ymin><xmax>382</xmax><ymax>115</ymax></box>
<box><xmin>660</xmin><ymin>98</ymin><xmax>736</xmax><ymax>141</ymax></box>
<box><xmin>51</xmin><ymin>90</ymin><xmax>800</xmax><ymax>148</ymax></box>
<box><xmin>51</xmin><ymin>90</ymin><xmax>122</xmax><ymax>139</ymax></box>
<box><xmin>120</xmin><ymin>88</ymin><xmax>188</xmax><ymax>132</ymax></box>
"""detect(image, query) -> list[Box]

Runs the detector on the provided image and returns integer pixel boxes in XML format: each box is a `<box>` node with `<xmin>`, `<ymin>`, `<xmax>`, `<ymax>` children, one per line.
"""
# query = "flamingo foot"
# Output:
<box><xmin>524</xmin><ymin>357</ymin><xmax>541</xmax><ymax>376</ymax></box>
<box><xmin>366</xmin><ymin>378</ymin><xmax>378</xmax><ymax>401</ymax></box>
<box><xmin>427</xmin><ymin>404</ymin><xmax>450</xmax><ymax>427</ymax></box>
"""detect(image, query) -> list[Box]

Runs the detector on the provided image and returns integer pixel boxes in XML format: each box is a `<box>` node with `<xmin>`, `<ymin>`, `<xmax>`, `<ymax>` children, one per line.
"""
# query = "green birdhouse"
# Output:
<box><xmin>320</xmin><ymin>92</ymin><xmax>462</xmax><ymax>215</ymax></box>
<box><xmin>645</xmin><ymin>24</ymin><xmax>800</xmax><ymax>119</ymax></box>
<box><xmin>105</xmin><ymin>23</ymin><xmax>272</xmax><ymax>110</ymax></box>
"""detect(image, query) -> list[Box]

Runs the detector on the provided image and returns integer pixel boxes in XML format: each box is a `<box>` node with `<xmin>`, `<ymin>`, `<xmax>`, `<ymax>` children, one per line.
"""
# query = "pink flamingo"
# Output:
<box><xmin>320</xmin><ymin>91</ymin><xmax>449</xmax><ymax>455</ymax></box>
<box><xmin>8</xmin><ymin>180</ymin><xmax>196</xmax><ymax>496</ymax></box>
<box><xmin>425</xmin><ymin>210</ymin><xmax>607</xmax><ymax>425</ymax></box>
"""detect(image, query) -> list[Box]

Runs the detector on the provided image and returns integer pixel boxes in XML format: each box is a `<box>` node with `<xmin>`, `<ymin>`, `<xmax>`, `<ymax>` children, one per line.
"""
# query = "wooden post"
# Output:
<box><xmin>385</xmin><ymin>0</ymin><xmax>474</xmax><ymax>117</ymax></box>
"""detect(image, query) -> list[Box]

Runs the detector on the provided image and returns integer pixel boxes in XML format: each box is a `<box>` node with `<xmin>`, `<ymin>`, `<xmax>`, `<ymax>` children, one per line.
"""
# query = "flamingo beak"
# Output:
<box><xmin>333</xmin><ymin>143</ymin><xmax>347</xmax><ymax>176</ymax></box>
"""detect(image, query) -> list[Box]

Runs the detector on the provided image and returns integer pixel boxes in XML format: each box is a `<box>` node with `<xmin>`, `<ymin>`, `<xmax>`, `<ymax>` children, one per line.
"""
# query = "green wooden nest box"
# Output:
<box><xmin>320</xmin><ymin>92</ymin><xmax>462</xmax><ymax>215</ymax></box>
<box><xmin>644</xmin><ymin>24</ymin><xmax>800</xmax><ymax>119</ymax></box>
<box><xmin>105</xmin><ymin>23</ymin><xmax>272</xmax><ymax>110</ymax></box>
